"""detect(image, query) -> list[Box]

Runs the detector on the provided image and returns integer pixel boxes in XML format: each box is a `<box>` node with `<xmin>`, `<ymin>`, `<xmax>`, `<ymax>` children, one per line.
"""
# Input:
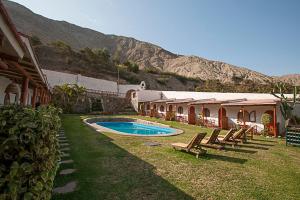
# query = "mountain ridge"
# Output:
<box><xmin>3</xmin><ymin>0</ymin><xmax>299</xmax><ymax>86</ymax></box>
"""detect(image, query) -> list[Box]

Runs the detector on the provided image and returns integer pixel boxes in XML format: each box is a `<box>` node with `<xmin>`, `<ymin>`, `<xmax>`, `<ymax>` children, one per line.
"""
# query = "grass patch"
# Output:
<box><xmin>52</xmin><ymin>115</ymin><xmax>300</xmax><ymax>200</ymax></box>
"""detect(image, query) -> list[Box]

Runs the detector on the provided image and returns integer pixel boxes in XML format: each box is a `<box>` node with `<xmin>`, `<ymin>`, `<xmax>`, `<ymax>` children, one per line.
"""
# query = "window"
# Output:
<box><xmin>160</xmin><ymin>105</ymin><xmax>165</xmax><ymax>112</ymax></box>
<box><xmin>178</xmin><ymin>106</ymin><xmax>183</xmax><ymax>114</ymax></box>
<box><xmin>203</xmin><ymin>108</ymin><xmax>210</xmax><ymax>117</ymax></box>
<box><xmin>237</xmin><ymin>110</ymin><xmax>250</xmax><ymax>122</ymax></box>
<box><xmin>146</xmin><ymin>104</ymin><xmax>150</xmax><ymax>110</ymax></box>
<box><xmin>249</xmin><ymin>111</ymin><xmax>256</xmax><ymax>122</ymax></box>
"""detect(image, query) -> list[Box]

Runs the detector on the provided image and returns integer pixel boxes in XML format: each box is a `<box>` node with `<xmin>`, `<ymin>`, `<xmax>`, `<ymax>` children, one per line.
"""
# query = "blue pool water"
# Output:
<box><xmin>96</xmin><ymin>122</ymin><xmax>176</xmax><ymax>136</ymax></box>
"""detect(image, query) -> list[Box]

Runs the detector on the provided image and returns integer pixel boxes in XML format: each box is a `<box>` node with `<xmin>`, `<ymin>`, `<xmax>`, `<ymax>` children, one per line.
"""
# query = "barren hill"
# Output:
<box><xmin>3</xmin><ymin>0</ymin><xmax>282</xmax><ymax>85</ymax></box>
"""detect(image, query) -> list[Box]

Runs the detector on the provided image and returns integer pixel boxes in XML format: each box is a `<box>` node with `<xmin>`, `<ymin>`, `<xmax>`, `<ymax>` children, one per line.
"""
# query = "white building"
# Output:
<box><xmin>132</xmin><ymin>90</ymin><xmax>300</xmax><ymax>136</ymax></box>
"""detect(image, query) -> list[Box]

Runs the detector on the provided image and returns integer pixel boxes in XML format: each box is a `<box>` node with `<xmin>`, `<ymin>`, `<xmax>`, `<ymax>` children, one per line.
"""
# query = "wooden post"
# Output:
<box><xmin>273</xmin><ymin>106</ymin><xmax>277</xmax><ymax>137</ymax></box>
<box><xmin>242</xmin><ymin>106</ymin><xmax>246</xmax><ymax>127</ymax></box>
<box><xmin>202</xmin><ymin>104</ymin><xmax>205</xmax><ymax>125</ymax></box>
<box><xmin>220</xmin><ymin>106</ymin><xmax>223</xmax><ymax>129</ymax></box>
<box><xmin>40</xmin><ymin>89</ymin><xmax>44</xmax><ymax>104</ymax></box>
<box><xmin>20</xmin><ymin>77</ymin><xmax>29</xmax><ymax>105</ymax></box>
<box><xmin>31</xmin><ymin>87</ymin><xmax>37</xmax><ymax>108</ymax></box>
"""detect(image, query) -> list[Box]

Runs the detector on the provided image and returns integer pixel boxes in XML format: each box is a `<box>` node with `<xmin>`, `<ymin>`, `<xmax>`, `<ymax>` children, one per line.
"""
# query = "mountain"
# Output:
<box><xmin>3</xmin><ymin>0</ymin><xmax>298</xmax><ymax>87</ymax></box>
<box><xmin>273</xmin><ymin>74</ymin><xmax>300</xmax><ymax>86</ymax></box>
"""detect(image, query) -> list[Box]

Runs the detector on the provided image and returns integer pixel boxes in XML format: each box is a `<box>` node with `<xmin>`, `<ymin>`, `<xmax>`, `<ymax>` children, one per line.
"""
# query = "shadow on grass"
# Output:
<box><xmin>251</xmin><ymin>138</ymin><xmax>277</xmax><ymax>143</ymax></box>
<box><xmin>202</xmin><ymin>154</ymin><xmax>248</xmax><ymax>164</ymax></box>
<box><xmin>246</xmin><ymin>142</ymin><xmax>275</xmax><ymax>147</ymax></box>
<box><xmin>224</xmin><ymin>147</ymin><xmax>258</xmax><ymax>154</ymax></box>
<box><xmin>175</xmin><ymin>150</ymin><xmax>248</xmax><ymax>164</ymax></box>
<box><xmin>239</xmin><ymin>144</ymin><xmax>269</xmax><ymax>150</ymax></box>
<box><xmin>53</xmin><ymin>116</ymin><xmax>194</xmax><ymax>200</ymax></box>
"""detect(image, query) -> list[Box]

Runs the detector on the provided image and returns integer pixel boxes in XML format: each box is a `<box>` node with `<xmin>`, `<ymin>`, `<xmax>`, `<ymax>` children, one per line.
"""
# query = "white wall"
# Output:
<box><xmin>42</xmin><ymin>69</ymin><xmax>142</xmax><ymax>97</ymax></box>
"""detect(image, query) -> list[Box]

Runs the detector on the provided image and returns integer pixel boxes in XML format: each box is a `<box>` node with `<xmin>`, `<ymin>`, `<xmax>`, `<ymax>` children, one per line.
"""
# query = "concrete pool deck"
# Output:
<box><xmin>83</xmin><ymin>117</ymin><xmax>184</xmax><ymax>136</ymax></box>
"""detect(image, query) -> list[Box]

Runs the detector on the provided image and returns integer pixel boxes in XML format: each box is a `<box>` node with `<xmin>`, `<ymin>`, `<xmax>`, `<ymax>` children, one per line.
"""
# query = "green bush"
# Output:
<box><xmin>0</xmin><ymin>105</ymin><xmax>61</xmax><ymax>199</ymax></box>
<box><xmin>123</xmin><ymin>61</ymin><xmax>139</xmax><ymax>73</ymax></box>
<box><xmin>261</xmin><ymin>113</ymin><xmax>272</xmax><ymax>136</ymax></box>
<box><xmin>30</xmin><ymin>35</ymin><xmax>42</xmax><ymax>46</ymax></box>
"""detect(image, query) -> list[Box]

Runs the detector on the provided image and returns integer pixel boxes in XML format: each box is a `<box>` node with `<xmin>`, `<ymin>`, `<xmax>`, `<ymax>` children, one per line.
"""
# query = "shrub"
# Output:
<box><xmin>261</xmin><ymin>113</ymin><xmax>272</xmax><ymax>136</ymax></box>
<box><xmin>144</xmin><ymin>67</ymin><xmax>160</xmax><ymax>74</ymax></box>
<box><xmin>50</xmin><ymin>41</ymin><xmax>72</xmax><ymax>52</ymax></box>
<box><xmin>30</xmin><ymin>35</ymin><xmax>42</xmax><ymax>46</ymax></box>
<box><xmin>0</xmin><ymin>105</ymin><xmax>61</xmax><ymax>199</ymax></box>
<box><xmin>123</xmin><ymin>61</ymin><xmax>139</xmax><ymax>73</ymax></box>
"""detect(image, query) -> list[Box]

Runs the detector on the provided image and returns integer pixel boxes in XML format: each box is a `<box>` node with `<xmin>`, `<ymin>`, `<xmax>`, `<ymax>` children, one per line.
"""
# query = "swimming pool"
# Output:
<box><xmin>96</xmin><ymin>122</ymin><xmax>177</xmax><ymax>136</ymax></box>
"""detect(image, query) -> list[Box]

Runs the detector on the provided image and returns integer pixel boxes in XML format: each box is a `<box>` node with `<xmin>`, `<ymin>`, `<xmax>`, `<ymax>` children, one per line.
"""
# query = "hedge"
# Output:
<box><xmin>0</xmin><ymin>105</ymin><xmax>61</xmax><ymax>200</ymax></box>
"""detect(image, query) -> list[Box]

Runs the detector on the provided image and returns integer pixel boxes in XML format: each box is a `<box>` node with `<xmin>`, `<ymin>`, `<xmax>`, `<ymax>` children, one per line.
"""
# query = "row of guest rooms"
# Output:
<box><xmin>132</xmin><ymin>90</ymin><xmax>300</xmax><ymax>137</ymax></box>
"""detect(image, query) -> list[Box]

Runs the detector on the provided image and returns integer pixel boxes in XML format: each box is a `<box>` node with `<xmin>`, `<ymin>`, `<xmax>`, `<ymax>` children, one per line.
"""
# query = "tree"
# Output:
<box><xmin>50</xmin><ymin>41</ymin><xmax>71</xmax><ymax>52</ymax></box>
<box><xmin>52</xmin><ymin>84</ymin><xmax>86</xmax><ymax>113</ymax></box>
<box><xmin>271</xmin><ymin>82</ymin><xmax>299</xmax><ymax>127</ymax></box>
<box><xmin>123</xmin><ymin>61</ymin><xmax>139</xmax><ymax>73</ymax></box>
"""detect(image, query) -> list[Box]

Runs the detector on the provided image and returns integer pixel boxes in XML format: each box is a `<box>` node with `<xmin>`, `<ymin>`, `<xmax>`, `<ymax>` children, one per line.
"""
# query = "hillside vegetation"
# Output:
<box><xmin>32</xmin><ymin>38</ymin><xmax>294</xmax><ymax>93</ymax></box>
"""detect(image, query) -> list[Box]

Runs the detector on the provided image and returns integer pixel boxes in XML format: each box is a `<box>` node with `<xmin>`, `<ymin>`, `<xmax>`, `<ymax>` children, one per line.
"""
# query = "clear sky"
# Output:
<box><xmin>10</xmin><ymin>0</ymin><xmax>300</xmax><ymax>76</ymax></box>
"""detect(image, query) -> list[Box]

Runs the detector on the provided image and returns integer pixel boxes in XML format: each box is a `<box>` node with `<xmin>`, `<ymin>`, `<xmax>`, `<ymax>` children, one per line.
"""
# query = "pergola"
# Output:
<box><xmin>0</xmin><ymin>2</ymin><xmax>50</xmax><ymax>106</ymax></box>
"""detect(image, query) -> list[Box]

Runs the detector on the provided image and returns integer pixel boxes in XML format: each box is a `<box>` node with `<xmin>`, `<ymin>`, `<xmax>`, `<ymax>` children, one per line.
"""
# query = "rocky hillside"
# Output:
<box><xmin>273</xmin><ymin>74</ymin><xmax>300</xmax><ymax>86</ymax></box>
<box><xmin>3</xmin><ymin>0</ymin><xmax>285</xmax><ymax>85</ymax></box>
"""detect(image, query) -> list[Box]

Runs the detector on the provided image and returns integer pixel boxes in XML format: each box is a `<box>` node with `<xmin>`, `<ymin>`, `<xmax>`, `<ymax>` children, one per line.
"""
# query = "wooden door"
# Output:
<box><xmin>188</xmin><ymin>106</ymin><xmax>196</xmax><ymax>125</ymax></box>
<box><xmin>218</xmin><ymin>107</ymin><xmax>228</xmax><ymax>129</ymax></box>
<box><xmin>265</xmin><ymin>110</ymin><xmax>274</xmax><ymax>134</ymax></box>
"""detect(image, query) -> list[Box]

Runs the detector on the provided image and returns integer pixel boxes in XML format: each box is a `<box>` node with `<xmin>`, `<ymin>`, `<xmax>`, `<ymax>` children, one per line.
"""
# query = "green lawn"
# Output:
<box><xmin>52</xmin><ymin>115</ymin><xmax>300</xmax><ymax>200</ymax></box>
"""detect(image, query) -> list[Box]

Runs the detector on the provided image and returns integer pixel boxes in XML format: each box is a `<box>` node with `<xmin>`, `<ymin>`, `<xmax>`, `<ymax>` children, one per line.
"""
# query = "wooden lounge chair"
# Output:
<box><xmin>172</xmin><ymin>132</ymin><xmax>207</xmax><ymax>158</ymax></box>
<box><xmin>201</xmin><ymin>129</ymin><xmax>224</xmax><ymax>150</ymax></box>
<box><xmin>245</xmin><ymin>126</ymin><xmax>255</xmax><ymax>140</ymax></box>
<box><xmin>216</xmin><ymin>128</ymin><xmax>237</xmax><ymax>146</ymax></box>
<box><xmin>230</xmin><ymin>128</ymin><xmax>247</xmax><ymax>143</ymax></box>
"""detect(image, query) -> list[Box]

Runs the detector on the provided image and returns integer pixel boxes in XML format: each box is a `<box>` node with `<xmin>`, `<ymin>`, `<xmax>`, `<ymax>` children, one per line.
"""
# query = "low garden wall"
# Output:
<box><xmin>0</xmin><ymin>105</ymin><xmax>61</xmax><ymax>199</ymax></box>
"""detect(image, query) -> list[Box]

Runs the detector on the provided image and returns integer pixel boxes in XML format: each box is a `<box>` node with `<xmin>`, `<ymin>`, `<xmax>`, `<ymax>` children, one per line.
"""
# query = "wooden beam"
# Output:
<box><xmin>0</xmin><ymin>69</ymin><xmax>22</xmax><ymax>77</ymax></box>
<box><xmin>4</xmin><ymin>62</ymin><xmax>41</xmax><ymax>78</ymax></box>
<box><xmin>7</xmin><ymin>61</ymin><xmax>37</xmax><ymax>87</ymax></box>
<box><xmin>0</xmin><ymin>72</ymin><xmax>22</xmax><ymax>80</ymax></box>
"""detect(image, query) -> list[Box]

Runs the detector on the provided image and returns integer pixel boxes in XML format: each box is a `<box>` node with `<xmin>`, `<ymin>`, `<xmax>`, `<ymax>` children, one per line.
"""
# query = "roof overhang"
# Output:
<box><xmin>166</xmin><ymin>98</ymin><xmax>196</xmax><ymax>104</ymax></box>
<box><xmin>0</xmin><ymin>1</ymin><xmax>25</xmax><ymax>58</ymax></box>
<box><xmin>221</xmin><ymin>99</ymin><xmax>279</xmax><ymax>107</ymax></box>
